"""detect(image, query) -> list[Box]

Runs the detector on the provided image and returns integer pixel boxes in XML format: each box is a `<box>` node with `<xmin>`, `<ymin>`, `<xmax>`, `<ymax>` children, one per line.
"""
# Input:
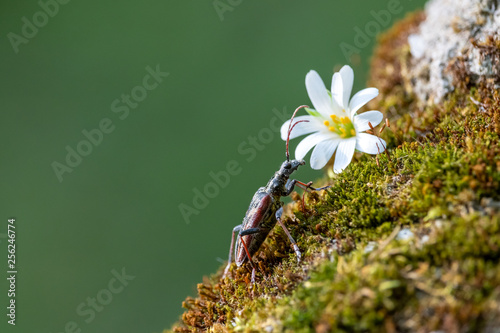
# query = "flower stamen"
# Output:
<box><xmin>324</xmin><ymin>115</ymin><xmax>356</xmax><ymax>138</ymax></box>
<box><xmin>330</xmin><ymin>115</ymin><xmax>340</xmax><ymax>124</ymax></box>
<box><xmin>340</xmin><ymin>116</ymin><xmax>350</xmax><ymax>124</ymax></box>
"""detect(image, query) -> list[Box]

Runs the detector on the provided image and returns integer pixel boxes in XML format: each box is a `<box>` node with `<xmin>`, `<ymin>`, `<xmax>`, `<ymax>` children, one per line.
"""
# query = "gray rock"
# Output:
<box><xmin>408</xmin><ymin>0</ymin><xmax>499</xmax><ymax>104</ymax></box>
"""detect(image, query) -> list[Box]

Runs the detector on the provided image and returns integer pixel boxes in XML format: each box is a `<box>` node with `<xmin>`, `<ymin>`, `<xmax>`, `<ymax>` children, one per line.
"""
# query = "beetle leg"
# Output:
<box><xmin>285</xmin><ymin>179</ymin><xmax>331</xmax><ymax>210</ymax></box>
<box><xmin>223</xmin><ymin>225</ymin><xmax>259</xmax><ymax>282</ymax></box>
<box><xmin>238</xmin><ymin>228</ymin><xmax>262</xmax><ymax>283</ymax></box>
<box><xmin>284</xmin><ymin>179</ymin><xmax>298</xmax><ymax>196</ymax></box>
<box><xmin>238</xmin><ymin>233</ymin><xmax>257</xmax><ymax>283</ymax></box>
<box><xmin>223</xmin><ymin>225</ymin><xmax>242</xmax><ymax>278</ymax></box>
<box><xmin>285</xmin><ymin>179</ymin><xmax>331</xmax><ymax>196</ymax></box>
<box><xmin>239</xmin><ymin>227</ymin><xmax>260</xmax><ymax>236</ymax></box>
<box><xmin>294</xmin><ymin>180</ymin><xmax>332</xmax><ymax>192</ymax></box>
<box><xmin>276</xmin><ymin>207</ymin><xmax>302</xmax><ymax>263</ymax></box>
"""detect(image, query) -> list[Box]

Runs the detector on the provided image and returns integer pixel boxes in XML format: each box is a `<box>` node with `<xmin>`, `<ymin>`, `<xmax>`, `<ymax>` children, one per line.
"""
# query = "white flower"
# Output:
<box><xmin>281</xmin><ymin>65</ymin><xmax>386</xmax><ymax>173</ymax></box>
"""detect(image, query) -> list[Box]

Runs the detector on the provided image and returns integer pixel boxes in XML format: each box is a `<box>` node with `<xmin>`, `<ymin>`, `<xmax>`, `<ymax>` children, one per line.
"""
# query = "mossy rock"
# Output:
<box><xmin>166</xmin><ymin>8</ymin><xmax>500</xmax><ymax>333</ymax></box>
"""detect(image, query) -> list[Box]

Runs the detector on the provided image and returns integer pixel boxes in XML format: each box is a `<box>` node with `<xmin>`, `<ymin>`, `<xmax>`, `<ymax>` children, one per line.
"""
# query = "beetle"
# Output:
<box><xmin>222</xmin><ymin>105</ymin><xmax>331</xmax><ymax>282</ymax></box>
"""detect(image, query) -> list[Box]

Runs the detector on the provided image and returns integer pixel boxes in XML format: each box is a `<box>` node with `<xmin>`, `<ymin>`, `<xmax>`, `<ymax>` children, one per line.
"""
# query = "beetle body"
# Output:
<box><xmin>223</xmin><ymin>106</ymin><xmax>330</xmax><ymax>281</ymax></box>
<box><xmin>234</xmin><ymin>159</ymin><xmax>304</xmax><ymax>267</ymax></box>
<box><xmin>235</xmin><ymin>189</ymin><xmax>275</xmax><ymax>266</ymax></box>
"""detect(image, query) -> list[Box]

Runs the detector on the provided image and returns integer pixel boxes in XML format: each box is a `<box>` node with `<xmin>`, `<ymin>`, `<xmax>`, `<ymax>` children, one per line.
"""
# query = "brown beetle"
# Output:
<box><xmin>223</xmin><ymin>106</ymin><xmax>331</xmax><ymax>282</ymax></box>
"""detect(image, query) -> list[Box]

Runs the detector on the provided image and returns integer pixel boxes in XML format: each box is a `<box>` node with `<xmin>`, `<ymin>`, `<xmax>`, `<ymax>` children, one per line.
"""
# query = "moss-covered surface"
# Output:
<box><xmin>167</xmin><ymin>12</ymin><xmax>500</xmax><ymax>333</ymax></box>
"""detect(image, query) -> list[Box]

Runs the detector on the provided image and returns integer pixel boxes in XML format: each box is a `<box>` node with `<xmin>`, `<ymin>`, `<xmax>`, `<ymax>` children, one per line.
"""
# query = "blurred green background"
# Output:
<box><xmin>0</xmin><ymin>0</ymin><xmax>425</xmax><ymax>332</ymax></box>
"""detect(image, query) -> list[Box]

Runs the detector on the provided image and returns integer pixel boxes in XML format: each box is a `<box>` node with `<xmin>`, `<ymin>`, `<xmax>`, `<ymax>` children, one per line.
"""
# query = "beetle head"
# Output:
<box><xmin>280</xmin><ymin>159</ymin><xmax>305</xmax><ymax>176</ymax></box>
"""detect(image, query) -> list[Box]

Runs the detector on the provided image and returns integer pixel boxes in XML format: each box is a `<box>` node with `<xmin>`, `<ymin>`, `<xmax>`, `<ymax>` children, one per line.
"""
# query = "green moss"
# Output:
<box><xmin>167</xmin><ymin>10</ymin><xmax>500</xmax><ymax>333</ymax></box>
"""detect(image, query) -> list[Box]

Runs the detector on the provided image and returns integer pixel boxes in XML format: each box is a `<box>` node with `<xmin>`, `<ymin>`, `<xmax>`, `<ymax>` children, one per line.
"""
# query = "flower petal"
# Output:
<box><xmin>349</xmin><ymin>87</ymin><xmax>379</xmax><ymax>116</ymax></box>
<box><xmin>331</xmin><ymin>72</ymin><xmax>344</xmax><ymax>110</ymax></box>
<box><xmin>355</xmin><ymin>133</ymin><xmax>387</xmax><ymax>154</ymax></box>
<box><xmin>280</xmin><ymin>115</ymin><xmax>318</xmax><ymax>140</ymax></box>
<box><xmin>306</xmin><ymin>70</ymin><xmax>334</xmax><ymax>118</ymax></box>
<box><xmin>353</xmin><ymin>111</ymin><xmax>383</xmax><ymax>132</ymax></box>
<box><xmin>339</xmin><ymin>65</ymin><xmax>354</xmax><ymax>110</ymax></box>
<box><xmin>333</xmin><ymin>137</ymin><xmax>356</xmax><ymax>173</ymax></box>
<box><xmin>310</xmin><ymin>139</ymin><xmax>340</xmax><ymax>170</ymax></box>
<box><xmin>295</xmin><ymin>132</ymin><xmax>331</xmax><ymax>160</ymax></box>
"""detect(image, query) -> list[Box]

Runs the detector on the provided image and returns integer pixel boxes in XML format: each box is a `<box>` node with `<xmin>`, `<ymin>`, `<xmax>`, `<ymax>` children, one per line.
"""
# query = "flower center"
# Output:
<box><xmin>323</xmin><ymin>115</ymin><xmax>356</xmax><ymax>138</ymax></box>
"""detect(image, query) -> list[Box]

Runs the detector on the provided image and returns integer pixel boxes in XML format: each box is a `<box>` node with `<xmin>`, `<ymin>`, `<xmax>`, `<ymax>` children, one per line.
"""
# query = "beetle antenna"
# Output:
<box><xmin>287</xmin><ymin>120</ymin><xmax>309</xmax><ymax>161</ymax></box>
<box><xmin>286</xmin><ymin>105</ymin><xmax>309</xmax><ymax>161</ymax></box>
